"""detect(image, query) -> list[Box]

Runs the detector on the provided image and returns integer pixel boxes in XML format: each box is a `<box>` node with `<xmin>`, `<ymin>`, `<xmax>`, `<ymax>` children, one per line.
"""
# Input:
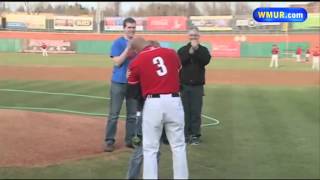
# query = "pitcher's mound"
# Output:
<box><xmin>0</xmin><ymin>109</ymin><xmax>126</xmax><ymax>167</ymax></box>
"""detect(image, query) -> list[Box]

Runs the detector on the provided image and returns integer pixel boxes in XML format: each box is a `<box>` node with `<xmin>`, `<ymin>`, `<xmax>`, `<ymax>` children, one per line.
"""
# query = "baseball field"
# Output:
<box><xmin>0</xmin><ymin>52</ymin><xmax>319</xmax><ymax>179</ymax></box>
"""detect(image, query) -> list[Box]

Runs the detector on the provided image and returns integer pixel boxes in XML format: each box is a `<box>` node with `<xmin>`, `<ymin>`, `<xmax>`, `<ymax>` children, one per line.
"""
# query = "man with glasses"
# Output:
<box><xmin>177</xmin><ymin>26</ymin><xmax>211</xmax><ymax>145</ymax></box>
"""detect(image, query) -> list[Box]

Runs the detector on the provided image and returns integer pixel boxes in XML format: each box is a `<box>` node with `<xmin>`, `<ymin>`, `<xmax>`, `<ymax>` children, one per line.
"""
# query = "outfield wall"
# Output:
<box><xmin>0</xmin><ymin>39</ymin><xmax>22</xmax><ymax>52</ymax></box>
<box><xmin>0</xmin><ymin>31</ymin><xmax>318</xmax><ymax>57</ymax></box>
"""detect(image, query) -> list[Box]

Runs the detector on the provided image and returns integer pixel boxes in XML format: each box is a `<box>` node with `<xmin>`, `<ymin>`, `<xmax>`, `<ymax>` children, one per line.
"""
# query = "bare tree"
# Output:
<box><xmin>127</xmin><ymin>6</ymin><xmax>145</xmax><ymax>17</ymax></box>
<box><xmin>16</xmin><ymin>4</ymin><xmax>26</xmax><ymax>12</ymax></box>
<box><xmin>125</xmin><ymin>2</ymin><xmax>191</xmax><ymax>16</ymax></box>
<box><xmin>114</xmin><ymin>2</ymin><xmax>120</xmax><ymax>16</ymax></box>
<box><xmin>53</xmin><ymin>4</ymin><xmax>67</xmax><ymax>15</ymax></box>
<box><xmin>24</xmin><ymin>2</ymin><xmax>30</xmax><ymax>14</ymax></box>
<box><xmin>101</xmin><ymin>2</ymin><xmax>117</xmax><ymax>17</ymax></box>
<box><xmin>203</xmin><ymin>2</ymin><xmax>219</xmax><ymax>16</ymax></box>
<box><xmin>0</xmin><ymin>2</ymin><xmax>5</xmax><ymax>12</ymax></box>
<box><xmin>219</xmin><ymin>2</ymin><xmax>232</xmax><ymax>15</ymax></box>
<box><xmin>46</xmin><ymin>4</ymin><xmax>54</xmax><ymax>13</ymax></box>
<box><xmin>34</xmin><ymin>2</ymin><xmax>46</xmax><ymax>14</ymax></box>
<box><xmin>188</xmin><ymin>2</ymin><xmax>201</xmax><ymax>16</ymax></box>
<box><xmin>90</xmin><ymin>6</ymin><xmax>95</xmax><ymax>15</ymax></box>
<box><xmin>235</xmin><ymin>2</ymin><xmax>252</xmax><ymax>15</ymax></box>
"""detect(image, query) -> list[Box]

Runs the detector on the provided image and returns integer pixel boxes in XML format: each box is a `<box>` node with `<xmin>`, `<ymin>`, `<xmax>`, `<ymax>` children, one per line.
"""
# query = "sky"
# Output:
<box><xmin>2</xmin><ymin>1</ymin><xmax>311</xmax><ymax>15</ymax></box>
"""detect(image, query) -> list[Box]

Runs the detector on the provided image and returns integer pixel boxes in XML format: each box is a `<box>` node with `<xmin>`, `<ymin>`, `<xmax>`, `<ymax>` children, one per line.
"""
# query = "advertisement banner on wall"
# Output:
<box><xmin>104</xmin><ymin>17</ymin><xmax>145</xmax><ymax>31</ymax></box>
<box><xmin>5</xmin><ymin>14</ymin><xmax>46</xmax><ymax>29</ymax></box>
<box><xmin>211</xmin><ymin>42</ymin><xmax>240</xmax><ymax>57</ymax></box>
<box><xmin>54</xmin><ymin>16</ymin><xmax>93</xmax><ymax>30</ymax></box>
<box><xmin>236</xmin><ymin>19</ymin><xmax>250</xmax><ymax>27</ymax></box>
<box><xmin>292</xmin><ymin>13</ymin><xmax>320</xmax><ymax>29</ymax></box>
<box><xmin>190</xmin><ymin>16</ymin><xmax>233</xmax><ymax>31</ymax></box>
<box><xmin>6</xmin><ymin>22</ymin><xmax>27</xmax><ymax>30</ymax></box>
<box><xmin>146</xmin><ymin>16</ymin><xmax>187</xmax><ymax>31</ymax></box>
<box><xmin>236</xmin><ymin>18</ymin><xmax>280</xmax><ymax>27</ymax></box>
<box><xmin>23</xmin><ymin>39</ymin><xmax>75</xmax><ymax>54</ymax></box>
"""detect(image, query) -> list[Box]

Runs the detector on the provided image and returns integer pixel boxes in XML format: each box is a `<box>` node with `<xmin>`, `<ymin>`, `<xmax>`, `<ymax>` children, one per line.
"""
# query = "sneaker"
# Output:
<box><xmin>190</xmin><ymin>137</ymin><xmax>200</xmax><ymax>145</ymax></box>
<box><xmin>185</xmin><ymin>136</ymin><xmax>190</xmax><ymax>144</ymax></box>
<box><xmin>125</xmin><ymin>143</ymin><xmax>134</xmax><ymax>149</ymax></box>
<box><xmin>104</xmin><ymin>143</ymin><xmax>115</xmax><ymax>152</ymax></box>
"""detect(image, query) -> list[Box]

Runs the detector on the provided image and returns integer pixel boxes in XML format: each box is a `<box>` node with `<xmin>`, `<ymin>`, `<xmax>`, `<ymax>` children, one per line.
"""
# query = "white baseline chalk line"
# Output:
<box><xmin>0</xmin><ymin>88</ymin><xmax>220</xmax><ymax>127</ymax></box>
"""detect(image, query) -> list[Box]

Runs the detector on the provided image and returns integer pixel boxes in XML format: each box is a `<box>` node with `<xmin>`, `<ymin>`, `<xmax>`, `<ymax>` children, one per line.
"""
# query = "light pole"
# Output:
<box><xmin>24</xmin><ymin>2</ymin><xmax>30</xmax><ymax>14</ymax></box>
<box><xmin>96</xmin><ymin>2</ymin><xmax>100</xmax><ymax>33</ymax></box>
<box><xmin>1</xmin><ymin>2</ymin><xmax>5</xmax><ymax>11</ymax></box>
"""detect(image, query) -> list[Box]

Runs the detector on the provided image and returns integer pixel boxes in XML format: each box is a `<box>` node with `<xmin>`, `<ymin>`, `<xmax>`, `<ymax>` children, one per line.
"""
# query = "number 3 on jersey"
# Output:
<box><xmin>153</xmin><ymin>56</ymin><xmax>168</xmax><ymax>76</ymax></box>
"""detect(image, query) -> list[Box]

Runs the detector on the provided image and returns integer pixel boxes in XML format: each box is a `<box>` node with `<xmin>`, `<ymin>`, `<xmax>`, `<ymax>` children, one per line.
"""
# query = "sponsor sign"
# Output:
<box><xmin>54</xmin><ymin>16</ymin><xmax>93</xmax><ymax>30</ymax></box>
<box><xmin>190</xmin><ymin>16</ymin><xmax>233</xmax><ymax>31</ymax></box>
<box><xmin>236</xmin><ymin>18</ymin><xmax>280</xmax><ymax>27</ymax></box>
<box><xmin>6</xmin><ymin>22</ymin><xmax>27</xmax><ymax>30</ymax></box>
<box><xmin>211</xmin><ymin>42</ymin><xmax>240</xmax><ymax>57</ymax></box>
<box><xmin>146</xmin><ymin>16</ymin><xmax>187</xmax><ymax>31</ymax></box>
<box><xmin>104</xmin><ymin>17</ymin><xmax>145</xmax><ymax>31</ymax></box>
<box><xmin>24</xmin><ymin>39</ymin><xmax>75</xmax><ymax>54</ymax></box>
<box><xmin>5</xmin><ymin>14</ymin><xmax>46</xmax><ymax>29</ymax></box>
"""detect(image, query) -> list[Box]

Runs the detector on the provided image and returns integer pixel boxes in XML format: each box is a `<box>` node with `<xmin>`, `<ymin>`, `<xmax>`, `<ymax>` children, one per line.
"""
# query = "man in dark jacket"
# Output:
<box><xmin>177</xmin><ymin>26</ymin><xmax>211</xmax><ymax>145</ymax></box>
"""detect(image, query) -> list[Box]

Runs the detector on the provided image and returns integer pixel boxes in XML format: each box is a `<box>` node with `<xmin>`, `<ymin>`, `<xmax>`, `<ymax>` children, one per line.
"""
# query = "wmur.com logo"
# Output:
<box><xmin>253</xmin><ymin>7</ymin><xmax>308</xmax><ymax>22</ymax></box>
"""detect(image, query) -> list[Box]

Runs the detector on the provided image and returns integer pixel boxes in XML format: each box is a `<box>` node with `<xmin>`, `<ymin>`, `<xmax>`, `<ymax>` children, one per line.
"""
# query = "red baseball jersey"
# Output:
<box><xmin>41</xmin><ymin>44</ymin><xmax>47</xmax><ymax>49</ymax></box>
<box><xmin>272</xmin><ymin>47</ymin><xmax>279</xmax><ymax>54</ymax></box>
<box><xmin>296</xmin><ymin>48</ymin><xmax>302</xmax><ymax>55</ymax></box>
<box><xmin>312</xmin><ymin>48</ymin><xmax>320</xmax><ymax>57</ymax></box>
<box><xmin>128</xmin><ymin>46</ymin><xmax>181</xmax><ymax>98</ymax></box>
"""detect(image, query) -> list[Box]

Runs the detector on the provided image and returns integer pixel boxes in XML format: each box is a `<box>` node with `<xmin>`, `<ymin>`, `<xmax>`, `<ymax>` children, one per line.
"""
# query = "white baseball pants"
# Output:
<box><xmin>142</xmin><ymin>94</ymin><xmax>188</xmax><ymax>179</ymax></box>
<box><xmin>312</xmin><ymin>56</ymin><xmax>319</xmax><ymax>71</ymax></box>
<box><xmin>270</xmin><ymin>54</ymin><xmax>279</xmax><ymax>68</ymax></box>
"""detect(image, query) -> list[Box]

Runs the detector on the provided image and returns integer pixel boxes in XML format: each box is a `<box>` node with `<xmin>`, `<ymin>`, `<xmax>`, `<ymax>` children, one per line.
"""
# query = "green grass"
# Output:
<box><xmin>0</xmin><ymin>80</ymin><xmax>319</xmax><ymax>179</ymax></box>
<box><xmin>0</xmin><ymin>80</ymin><xmax>110</xmax><ymax>115</ymax></box>
<box><xmin>0</xmin><ymin>52</ymin><xmax>314</xmax><ymax>71</ymax></box>
<box><xmin>0</xmin><ymin>52</ymin><xmax>113</xmax><ymax>67</ymax></box>
<box><xmin>208</xmin><ymin>58</ymin><xmax>314</xmax><ymax>71</ymax></box>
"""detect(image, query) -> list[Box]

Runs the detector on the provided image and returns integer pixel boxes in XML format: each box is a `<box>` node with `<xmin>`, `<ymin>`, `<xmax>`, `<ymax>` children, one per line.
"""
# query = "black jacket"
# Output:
<box><xmin>177</xmin><ymin>43</ymin><xmax>211</xmax><ymax>86</ymax></box>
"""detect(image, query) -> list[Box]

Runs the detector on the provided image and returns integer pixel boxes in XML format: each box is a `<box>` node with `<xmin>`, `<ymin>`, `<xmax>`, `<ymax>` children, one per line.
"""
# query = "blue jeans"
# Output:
<box><xmin>127</xmin><ymin>114</ymin><xmax>166</xmax><ymax>179</ymax></box>
<box><xmin>126</xmin><ymin>145</ymin><xmax>161</xmax><ymax>179</ymax></box>
<box><xmin>105</xmin><ymin>82</ymin><xmax>137</xmax><ymax>145</ymax></box>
